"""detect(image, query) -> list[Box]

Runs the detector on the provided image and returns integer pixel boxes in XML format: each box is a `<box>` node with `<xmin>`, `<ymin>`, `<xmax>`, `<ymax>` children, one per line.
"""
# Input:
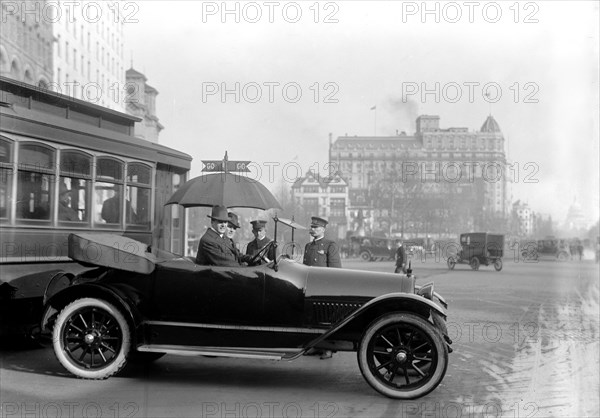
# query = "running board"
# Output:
<box><xmin>136</xmin><ymin>345</ymin><xmax>305</xmax><ymax>361</ymax></box>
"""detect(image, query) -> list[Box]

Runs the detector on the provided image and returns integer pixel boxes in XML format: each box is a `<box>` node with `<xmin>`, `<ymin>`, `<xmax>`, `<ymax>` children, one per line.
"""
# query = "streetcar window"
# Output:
<box><xmin>16</xmin><ymin>143</ymin><xmax>54</xmax><ymax>222</ymax></box>
<box><xmin>19</xmin><ymin>143</ymin><xmax>55</xmax><ymax>170</ymax></box>
<box><xmin>16</xmin><ymin>171</ymin><xmax>53</xmax><ymax>220</ymax></box>
<box><xmin>127</xmin><ymin>163</ymin><xmax>151</xmax><ymax>185</ymax></box>
<box><xmin>96</xmin><ymin>157</ymin><xmax>123</xmax><ymax>181</ymax></box>
<box><xmin>126</xmin><ymin>185</ymin><xmax>150</xmax><ymax>226</ymax></box>
<box><xmin>58</xmin><ymin>177</ymin><xmax>89</xmax><ymax>223</ymax></box>
<box><xmin>96</xmin><ymin>182</ymin><xmax>125</xmax><ymax>225</ymax></box>
<box><xmin>0</xmin><ymin>138</ymin><xmax>13</xmax><ymax>219</ymax></box>
<box><xmin>59</xmin><ymin>151</ymin><xmax>92</xmax><ymax>224</ymax></box>
<box><xmin>0</xmin><ymin>138</ymin><xmax>12</xmax><ymax>164</ymax></box>
<box><xmin>60</xmin><ymin>150</ymin><xmax>92</xmax><ymax>176</ymax></box>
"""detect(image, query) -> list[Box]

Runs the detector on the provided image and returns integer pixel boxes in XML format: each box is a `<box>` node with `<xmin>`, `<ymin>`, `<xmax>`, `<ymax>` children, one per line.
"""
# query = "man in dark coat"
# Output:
<box><xmin>303</xmin><ymin>216</ymin><xmax>342</xmax><ymax>268</ymax></box>
<box><xmin>394</xmin><ymin>240</ymin><xmax>407</xmax><ymax>274</ymax></box>
<box><xmin>245</xmin><ymin>220</ymin><xmax>275</xmax><ymax>264</ymax></box>
<box><xmin>196</xmin><ymin>205</ymin><xmax>240</xmax><ymax>266</ymax></box>
<box><xmin>226</xmin><ymin>212</ymin><xmax>252</xmax><ymax>264</ymax></box>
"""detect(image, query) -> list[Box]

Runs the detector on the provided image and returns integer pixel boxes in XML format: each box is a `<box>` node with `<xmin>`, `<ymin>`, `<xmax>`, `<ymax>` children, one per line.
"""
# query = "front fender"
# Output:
<box><xmin>306</xmin><ymin>292</ymin><xmax>447</xmax><ymax>349</ymax></box>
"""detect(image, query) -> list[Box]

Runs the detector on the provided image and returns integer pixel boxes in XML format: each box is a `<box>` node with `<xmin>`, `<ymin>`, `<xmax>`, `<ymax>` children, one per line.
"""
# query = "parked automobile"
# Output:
<box><xmin>39</xmin><ymin>232</ymin><xmax>452</xmax><ymax>399</ymax></box>
<box><xmin>350</xmin><ymin>236</ymin><xmax>396</xmax><ymax>261</ymax></box>
<box><xmin>520</xmin><ymin>237</ymin><xmax>570</xmax><ymax>261</ymax></box>
<box><xmin>447</xmin><ymin>232</ymin><xmax>504</xmax><ymax>271</ymax></box>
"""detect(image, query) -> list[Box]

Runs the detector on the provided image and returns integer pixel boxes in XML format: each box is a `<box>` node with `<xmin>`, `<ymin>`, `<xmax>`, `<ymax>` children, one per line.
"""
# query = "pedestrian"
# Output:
<box><xmin>246</xmin><ymin>220</ymin><xmax>275</xmax><ymax>264</ymax></box>
<box><xmin>577</xmin><ymin>241</ymin><xmax>584</xmax><ymax>261</ymax></box>
<box><xmin>394</xmin><ymin>240</ymin><xmax>407</xmax><ymax>274</ymax></box>
<box><xmin>196</xmin><ymin>205</ymin><xmax>240</xmax><ymax>266</ymax></box>
<box><xmin>303</xmin><ymin>216</ymin><xmax>342</xmax><ymax>268</ymax></box>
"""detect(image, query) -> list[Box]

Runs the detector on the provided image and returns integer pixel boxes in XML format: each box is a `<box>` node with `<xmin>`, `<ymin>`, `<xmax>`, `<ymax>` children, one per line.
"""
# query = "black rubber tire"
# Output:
<box><xmin>357</xmin><ymin>313</ymin><xmax>448</xmax><ymax>399</ymax></box>
<box><xmin>470</xmin><ymin>257</ymin><xmax>480</xmax><ymax>270</ymax></box>
<box><xmin>494</xmin><ymin>259</ymin><xmax>503</xmax><ymax>271</ymax></box>
<box><xmin>53</xmin><ymin>298</ymin><xmax>130</xmax><ymax>379</ymax></box>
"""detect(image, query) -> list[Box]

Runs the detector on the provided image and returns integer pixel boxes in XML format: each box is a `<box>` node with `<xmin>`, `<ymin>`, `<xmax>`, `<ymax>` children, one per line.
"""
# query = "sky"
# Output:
<box><xmin>124</xmin><ymin>0</ymin><xmax>599</xmax><ymax>225</ymax></box>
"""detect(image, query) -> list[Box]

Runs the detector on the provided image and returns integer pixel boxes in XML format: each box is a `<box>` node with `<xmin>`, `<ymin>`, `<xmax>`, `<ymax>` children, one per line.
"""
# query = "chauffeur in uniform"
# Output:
<box><xmin>196</xmin><ymin>205</ymin><xmax>240</xmax><ymax>266</ymax></box>
<box><xmin>245</xmin><ymin>220</ymin><xmax>275</xmax><ymax>263</ymax></box>
<box><xmin>303</xmin><ymin>216</ymin><xmax>342</xmax><ymax>268</ymax></box>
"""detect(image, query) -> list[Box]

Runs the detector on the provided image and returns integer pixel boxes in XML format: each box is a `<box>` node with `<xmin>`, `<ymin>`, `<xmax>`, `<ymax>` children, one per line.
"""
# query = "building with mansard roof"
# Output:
<box><xmin>328</xmin><ymin>115</ymin><xmax>508</xmax><ymax>238</ymax></box>
<box><xmin>291</xmin><ymin>170</ymin><xmax>349</xmax><ymax>240</ymax></box>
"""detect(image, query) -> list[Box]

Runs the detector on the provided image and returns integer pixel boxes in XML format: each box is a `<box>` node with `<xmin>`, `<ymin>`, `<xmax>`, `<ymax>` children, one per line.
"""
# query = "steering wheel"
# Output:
<box><xmin>249</xmin><ymin>241</ymin><xmax>274</xmax><ymax>265</ymax></box>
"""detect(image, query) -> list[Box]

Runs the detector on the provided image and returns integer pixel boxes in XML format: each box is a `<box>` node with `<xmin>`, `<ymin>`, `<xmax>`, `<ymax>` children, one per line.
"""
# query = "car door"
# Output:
<box><xmin>148</xmin><ymin>260</ymin><xmax>265</xmax><ymax>347</ymax></box>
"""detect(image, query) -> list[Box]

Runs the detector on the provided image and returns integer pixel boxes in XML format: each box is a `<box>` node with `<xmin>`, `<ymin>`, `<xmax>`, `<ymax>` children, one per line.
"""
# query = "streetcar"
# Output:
<box><xmin>0</xmin><ymin>76</ymin><xmax>191</xmax><ymax>338</ymax></box>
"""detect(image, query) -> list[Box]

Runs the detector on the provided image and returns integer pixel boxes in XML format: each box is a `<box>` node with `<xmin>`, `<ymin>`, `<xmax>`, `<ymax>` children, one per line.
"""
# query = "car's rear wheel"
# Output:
<box><xmin>447</xmin><ymin>257</ymin><xmax>456</xmax><ymax>270</ymax></box>
<box><xmin>357</xmin><ymin>313</ymin><xmax>448</xmax><ymax>399</ymax></box>
<box><xmin>557</xmin><ymin>251</ymin><xmax>568</xmax><ymax>262</ymax></box>
<box><xmin>53</xmin><ymin>298</ymin><xmax>130</xmax><ymax>379</ymax></box>
<box><xmin>493</xmin><ymin>259</ymin><xmax>503</xmax><ymax>271</ymax></box>
<box><xmin>470</xmin><ymin>257</ymin><xmax>480</xmax><ymax>270</ymax></box>
<box><xmin>360</xmin><ymin>251</ymin><xmax>372</xmax><ymax>261</ymax></box>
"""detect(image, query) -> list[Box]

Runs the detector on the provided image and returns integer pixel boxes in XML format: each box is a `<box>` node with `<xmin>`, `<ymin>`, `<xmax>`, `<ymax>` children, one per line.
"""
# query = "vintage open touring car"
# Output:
<box><xmin>38</xmin><ymin>230</ymin><xmax>452</xmax><ymax>400</ymax></box>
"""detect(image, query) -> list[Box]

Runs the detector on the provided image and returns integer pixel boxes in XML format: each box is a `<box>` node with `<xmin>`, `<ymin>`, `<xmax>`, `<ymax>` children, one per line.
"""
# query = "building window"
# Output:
<box><xmin>330</xmin><ymin>198</ymin><xmax>345</xmax><ymax>217</ymax></box>
<box><xmin>303</xmin><ymin>198</ymin><xmax>319</xmax><ymax>215</ymax></box>
<box><xmin>303</xmin><ymin>186</ymin><xmax>319</xmax><ymax>193</ymax></box>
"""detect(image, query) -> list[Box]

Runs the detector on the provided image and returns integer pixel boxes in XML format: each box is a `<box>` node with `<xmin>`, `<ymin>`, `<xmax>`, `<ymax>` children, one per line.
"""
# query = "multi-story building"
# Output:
<box><xmin>512</xmin><ymin>200</ymin><xmax>534</xmax><ymax>236</ymax></box>
<box><xmin>51</xmin><ymin>0</ymin><xmax>126</xmax><ymax>111</ymax></box>
<box><xmin>329</xmin><ymin>115</ymin><xmax>509</xmax><ymax>237</ymax></box>
<box><xmin>1</xmin><ymin>1</ymin><xmax>127</xmax><ymax>111</ymax></box>
<box><xmin>0</xmin><ymin>0</ymin><xmax>53</xmax><ymax>86</ymax></box>
<box><xmin>291</xmin><ymin>170</ymin><xmax>349</xmax><ymax>240</ymax></box>
<box><xmin>125</xmin><ymin>68</ymin><xmax>163</xmax><ymax>143</ymax></box>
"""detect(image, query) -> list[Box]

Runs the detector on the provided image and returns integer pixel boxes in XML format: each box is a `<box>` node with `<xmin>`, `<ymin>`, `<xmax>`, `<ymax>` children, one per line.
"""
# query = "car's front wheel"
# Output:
<box><xmin>360</xmin><ymin>251</ymin><xmax>372</xmax><ymax>261</ymax></box>
<box><xmin>470</xmin><ymin>257</ymin><xmax>480</xmax><ymax>270</ymax></box>
<box><xmin>53</xmin><ymin>298</ymin><xmax>130</xmax><ymax>379</ymax></box>
<box><xmin>357</xmin><ymin>313</ymin><xmax>448</xmax><ymax>399</ymax></box>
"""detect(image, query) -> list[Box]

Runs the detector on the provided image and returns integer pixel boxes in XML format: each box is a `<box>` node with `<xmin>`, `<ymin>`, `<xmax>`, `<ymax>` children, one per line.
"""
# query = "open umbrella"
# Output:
<box><xmin>165</xmin><ymin>172</ymin><xmax>282</xmax><ymax>210</ymax></box>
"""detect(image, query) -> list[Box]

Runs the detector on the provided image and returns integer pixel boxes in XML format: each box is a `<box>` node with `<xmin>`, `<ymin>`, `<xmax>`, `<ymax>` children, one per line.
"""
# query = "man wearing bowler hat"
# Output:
<box><xmin>303</xmin><ymin>216</ymin><xmax>342</xmax><ymax>268</ymax></box>
<box><xmin>196</xmin><ymin>205</ymin><xmax>241</xmax><ymax>266</ymax></box>
<box><xmin>245</xmin><ymin>219</ymin><xmax>275</xmax><ymax>264</ymax></box>
<box><xmin>226</xmin><ymin>211</ymin><xmax>252</xmax><ymax>264</ymax></box>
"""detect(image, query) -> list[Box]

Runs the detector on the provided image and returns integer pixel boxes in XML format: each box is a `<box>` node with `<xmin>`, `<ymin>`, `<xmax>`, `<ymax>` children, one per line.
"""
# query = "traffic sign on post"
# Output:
<box><xmin>202</xmin><ymin>151</ymin><xmax>251</xmax><ymax>173</ymax></box>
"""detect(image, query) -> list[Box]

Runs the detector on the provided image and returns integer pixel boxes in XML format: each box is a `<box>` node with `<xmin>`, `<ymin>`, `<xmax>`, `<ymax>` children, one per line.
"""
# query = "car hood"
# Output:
<box><xmin>304</xmin><ymin>265</ymin><xmax>415</xmax><ymax>298</ymax></box>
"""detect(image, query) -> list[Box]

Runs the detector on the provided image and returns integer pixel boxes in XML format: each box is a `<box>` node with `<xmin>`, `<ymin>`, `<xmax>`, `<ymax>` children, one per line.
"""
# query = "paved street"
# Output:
<box><xmin>1</xmin><ymin>258</ymin><xmax>598</xmax><ymax>417</ymax></box>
